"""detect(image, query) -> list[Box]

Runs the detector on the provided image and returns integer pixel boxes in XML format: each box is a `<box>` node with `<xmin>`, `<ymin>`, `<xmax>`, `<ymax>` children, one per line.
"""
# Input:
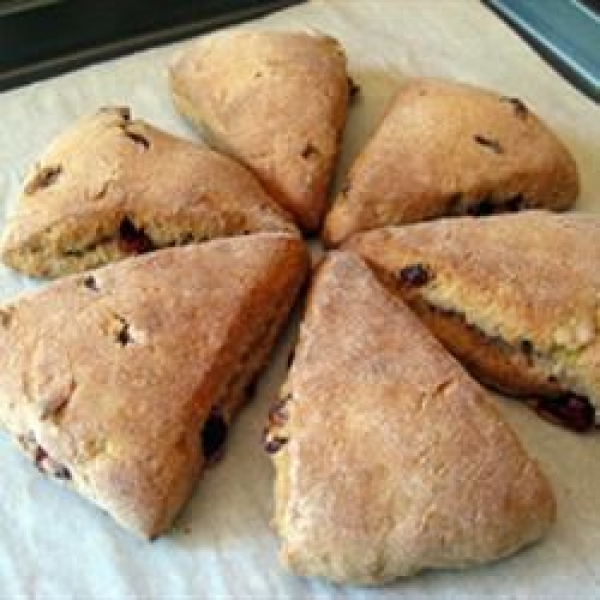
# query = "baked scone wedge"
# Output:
<box><xmin>346</xmin><ymin>211</ymin><xmax>600</xmax><ymax>432</ymax></box>
<box><xmin>0</xmin><ymin>106</ymin><xmax>296</xmax><ymax>278</ymax></box>
<box><xmin>169</xmin><ymin>31</ymin><xmax>350</xmax><ymax>231</ymax></box>
<box><xmin>265</xmin><ymin>252</ymin><xmax>555</xmax><ymax>584</ymax></box>
<box><xmin>0</xmin><ymin>234</ymin><xmax>308</xmax><ymax>538</ymax></box>
<box><xmin>323</xmin><ymin>78</ymin><xmax>579</xmax><ymax>245</ymax></box>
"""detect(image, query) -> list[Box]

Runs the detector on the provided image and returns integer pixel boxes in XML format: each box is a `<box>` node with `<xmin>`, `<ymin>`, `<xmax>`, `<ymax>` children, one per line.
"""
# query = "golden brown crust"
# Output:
<box><xmin>345</xmin><ymin>212</ymin><xmax>600</xmax><ymax>408</ymax></box>
<box><xmin>0</xmin><ymin>234</ymin><xmax>308</xmax><ymax>537</ymax></box>
<box><xmin>323</xmin><ymin>78</ymin><xmax>579</xmax><ymax>245</ymax></box>
<box><xmin>169</xmin><ymin>31</ymin><xmax>350</xmax><ymax>231</ymax></box>
<box><xmin>267</xmin><ymin>252</ymin><xmax>555</xmax><ymax>584</ymax></box>
<box><xmin>0</xmin><ymin>107</ymin><xmax>297</xmax><ymax>277</ymax></box>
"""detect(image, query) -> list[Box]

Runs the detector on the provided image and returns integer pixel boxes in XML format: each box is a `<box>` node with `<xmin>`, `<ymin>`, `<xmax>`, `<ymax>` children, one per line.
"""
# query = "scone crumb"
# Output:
<box><xmin>553</xmin><ymin>316</ymin><xmax>596</xmax><ymax>350</ymax></box>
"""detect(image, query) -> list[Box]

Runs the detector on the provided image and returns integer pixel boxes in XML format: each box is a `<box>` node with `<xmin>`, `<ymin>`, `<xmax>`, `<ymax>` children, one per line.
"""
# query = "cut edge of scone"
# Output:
<box><xmin>263</xmin><ymin>251</ymin><xmax>555</xmax><ymax>584</ymax></box>
<box><xmin>0</xmin><ymin>106</ymin><xmax>298</xmax><ymax>278</ymax></box>
<box><xmin>386</xmin><ymin>271</ymin><xmax>597</xmax><ymax>433</ymax></box>
<box><xmin>0</xmin><ymin>234</ymin><xmax>309</xmax><ymax>538</ymax></box>
<box><xmin>1</xmin><ymin>208</ymin><xmax>296</xmax><ymax>279</ymax></box>
<box><xmin>345</xmin><ymin>226</ymin><xmax>598</xmax><ymax>433</ymax></box>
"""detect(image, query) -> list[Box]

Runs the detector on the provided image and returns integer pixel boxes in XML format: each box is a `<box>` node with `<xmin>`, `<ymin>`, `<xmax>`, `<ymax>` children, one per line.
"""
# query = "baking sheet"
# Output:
<box><xmin>1</xmin><ymin>0</ymin><xmax>600</xmax><ymax>597</ymax></box>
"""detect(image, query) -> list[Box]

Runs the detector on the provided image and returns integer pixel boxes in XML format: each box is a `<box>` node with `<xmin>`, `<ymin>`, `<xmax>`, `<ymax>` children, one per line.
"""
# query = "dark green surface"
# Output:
<box><xmin>0</xmin><ymin>0</ymin><xmax>304</xmax><ymax>91</ymax></box>
<box><xmin>484</xmin><ymin>0</ymin><xmax>599</xmax><ymax>102</ymax></box>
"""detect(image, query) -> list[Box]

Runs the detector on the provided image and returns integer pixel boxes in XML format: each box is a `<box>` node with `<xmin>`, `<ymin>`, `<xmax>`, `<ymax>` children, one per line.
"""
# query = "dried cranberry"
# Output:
<box><xmin>473</xmin><ymin>135</ymin><xmax>503</xmax><ymax>154</ymax></box>
<box><xmin>82</xmin><ymin>275</ymin><xmax>99</xmax><ymax>291</ymax></box>
<box><xmin>520</xmin><ymin>339</ymin><xmax>534</xmax><ymax>355</ymax></box>
<box><xmin>34</xmin><ymin>445</ymin><xmax>48</xmax><ymax>470</ymax></box>
<box><xmin>124</xmin><ymin>130</ymin><xmax>150</xmax><ymax>149</ymax></box>
<box><xmin>301</xmin><ymin>143</ymin><xmax>318</xmax><ymax>159</ymax></box>
<box><xmin>118</xmin><ymin>218</ymin><xmax>153</xmax><ymax>254</ymax></box>
<box><xmin>397</xmin><ymin>264</ymin><xmax>432</xmax><ymax>287</ymax></box>
<box><xmin>467</xmin><ymin>198</ymin><xmax>495</xmax><ymax>216</ymax></box>
<box><xmin>263</xmin><ymin>432</ymin><xmax>288</xmax><ymax>454</ymax></box>
<box><xmin>501</xmin><ymin>96</ymin><xmax>528</xmax><ymax>119</ymax></box>
<box><xmin>54</xmin><ymin>466</ymin><xmax>71</xmax><ymax>480</ymax></box>
<box><xmin>534</xmin><ymin>394</ymin><xmax>596</xmax><ymax>433</ymax></box>
<box><xmin>201</xmin><ymin>410</ymin><xmax>228</xmax><ymax>461</ymax></box>
<box><xmin>347</xmin><ymin>77</ymin><xmax>360</xmax><ymax>100</ymax></box>
<box><xmin>287</xmin><ymin>350</ymin><xmax>295</xmax><ymax>368</ymax></box>
<box><xmin>505</xmin><ymin>194</ymin><xmax>525</xmax><ymax>212</ymax></box>
<box><xmin>268</xmin><ymin>399</ymin><xmax>289</xmax><ymax>427</ymax></box>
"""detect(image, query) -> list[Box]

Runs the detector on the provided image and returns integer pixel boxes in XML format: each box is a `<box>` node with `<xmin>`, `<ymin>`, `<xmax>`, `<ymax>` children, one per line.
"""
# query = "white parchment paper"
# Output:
<box><xmin>1</xmin><ymin>1</ymin><xmax>600</xmax><ymax>598</ymax></box>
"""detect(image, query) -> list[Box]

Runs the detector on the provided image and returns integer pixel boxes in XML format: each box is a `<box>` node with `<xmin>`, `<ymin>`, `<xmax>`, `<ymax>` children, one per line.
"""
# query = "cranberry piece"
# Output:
<box><xmin>473</xmin><ymin>134</ymin><xmax>503</xmax><ymax>154</ymax></box>
<box><xmin>397</xmin><ymin>264</ymin><xmax>432</xmax><ymax>287</ymax></box>
<box><xmin>534</xmin><ymin>394</ymin><xmax>596</xmax><ymax>433</ymax></box>
<box><xmin>263</xmin><ymin>432</ymin><xmax>288</xmax><ymax>454</ymax></box>
<box><xmin>123</xmin><ymin>130</ymin><xmax>150</xmax><ymax>149</ymax></box>
<box><xmin>501</xmin><ymin>96</ymin><xmax>528</xmax><ymax>119</ymax></box>
<box><xmin>118</xmin><ymin>218</ymin><xmax>153</xmax><ymax>254</ymax></box>
<box><xmin>201</xmin><ymin>411</ymin><xmax>228</xmax><ymax>461</ymax></box>
<box><xmin>82</xmin><ymin>275</ymin><xmax>99</xmax><ymax>291</ymax></box>
<box><xmin>34</xmin><ymin>445</ymin><xmax>48</xmax><ymax>470</ymax></box>
<box><xmin>467</xmin><ymin>198</ymin><xmax>495</xmax><ymax>216</ymax></box>
<box><xmin>268</xmin><ymin>399</ymin><xmax>289</xmax><ymax>427</ymax></box>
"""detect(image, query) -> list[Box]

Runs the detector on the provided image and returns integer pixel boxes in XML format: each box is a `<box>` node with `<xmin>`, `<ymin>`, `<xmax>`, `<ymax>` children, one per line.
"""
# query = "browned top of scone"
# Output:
<box><xmin>169</xmin><ymin>31</ymin><xmax>350</xmax><ymax>231</ymax></box>
<box><xmin>270</xmin><ymin>252</ymin><xmax>555</xmax><ymax>584</ymax></box>
<box><xmin>0</xmin><ymin>107</ymin><xmax>296</xmax><ymax>276</ymax></box>
<box><xmin>0</xmin><ymin>233</ymin><xmax>308</xmax><ymax>537</ymax></box>
<box><xmin>323</xmin><ymin>78</ymin><xmax>579</xmax><ymax>245</ymax></box>
<box><xmin>345</xmin><ymin>211</ymin><xmax>600</xmax><ymax>405</ymax></box>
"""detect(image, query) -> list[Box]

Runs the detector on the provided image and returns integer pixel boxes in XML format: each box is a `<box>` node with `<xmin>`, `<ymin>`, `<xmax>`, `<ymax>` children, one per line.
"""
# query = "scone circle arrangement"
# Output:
<box><xmin>0</xmin><ymin>27</ymin><xmax>591</xmax><ymax>589</ymax></box>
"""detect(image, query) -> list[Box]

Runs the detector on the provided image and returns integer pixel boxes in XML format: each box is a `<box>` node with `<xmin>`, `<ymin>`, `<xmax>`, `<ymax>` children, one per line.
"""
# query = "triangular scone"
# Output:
<box><xmin>0</xmin><ymin>234</ymin><xmax>308</xmax><ymax>538</ymax></box>
<box><xmin>323</xmin><ymin>78</ymin><xmax>579</xmax><ymax>245</ymax></box>
<box><xmin>265</xmin><ymin>252</ymin><xmax>555</xmax><ymax>584</ymax></box>
<box><xmin>346</xmin><ymin>212</ymin><xmax>600</xmax><ymax>432</ymax></box>
<box><xmin>0</xmin><ymin>107</ymin><xmax>296</xmax><ymax>278</ymax></box>
<box><xmin>169</xmin><ymin>31</ymin><xmax>350</xmax><ymax>231</ymax></box>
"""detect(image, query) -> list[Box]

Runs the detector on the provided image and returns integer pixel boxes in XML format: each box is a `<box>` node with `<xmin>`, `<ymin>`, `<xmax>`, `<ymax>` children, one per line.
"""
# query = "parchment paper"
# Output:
<box><xmin>1</xmin><ymin>1</ymin><xmax>599</xmax><ymax>598</ymax></box>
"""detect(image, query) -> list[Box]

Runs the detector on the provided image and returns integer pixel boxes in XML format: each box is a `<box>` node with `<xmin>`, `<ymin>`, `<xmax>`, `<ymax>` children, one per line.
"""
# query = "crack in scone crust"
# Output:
<box><xmin>368</xmin><ymin>262</ymin><xmax>598</xmax><ymax>431</ymax></box>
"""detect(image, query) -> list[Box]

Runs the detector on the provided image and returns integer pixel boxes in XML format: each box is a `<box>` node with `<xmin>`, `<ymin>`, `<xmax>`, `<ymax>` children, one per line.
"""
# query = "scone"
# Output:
<box><xmin>345</xmin><ymin>211</ymin><xmax>600</xmax><ymax>432</ymax></box>
<box><xmin>169</xmin><ymin>31</ymin><xmax>350</xmax><ymax>231</ymax></box>
<box><xmin>323</xmin><ymin>78</ymin><xmax>579</xmax><ymax>245</ymax></box>
<box><xmin>0</xmin><ymin>234</ymin><xmax>308</xmax><ymax>538</ymax></box>
<box><xmin>0</xmin><ymin>107</ymin><xmax>296</xmax><ymax>278</ymax></box>
<box><xmin>265</xmin><ymin>252</ymin><xmax>555</xmax><ymax>584</ymax></box>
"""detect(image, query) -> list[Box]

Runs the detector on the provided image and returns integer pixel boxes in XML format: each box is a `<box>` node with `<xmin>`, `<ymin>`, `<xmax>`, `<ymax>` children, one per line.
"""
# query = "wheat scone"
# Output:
<box><xmin>0</xmin><ymin>106</ymin><xmax>297</xmax><ymax>278</ymax></box>
<box><xmin>264</xmin><ymin>252</ymin><xmax>555</xmax><ymax>584</ymax></box>
<box><xmin>169</xmin><ymin>31</ymin><xmax>350</xmax><ymax>231</ymax></box>
<box><xmin>0</xmin><ymin>234</ymin><xmax>308</xmax><ymax>538</ymax></box>
<box><xmin>323</xmin><ymin>78</ymin><xmax>579</xmax><ymax>245</ymax></box>
<box><xmin>345</xmin><ymin>211</ymin><xmax>600</xmax><ymax>431</ymax></box>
